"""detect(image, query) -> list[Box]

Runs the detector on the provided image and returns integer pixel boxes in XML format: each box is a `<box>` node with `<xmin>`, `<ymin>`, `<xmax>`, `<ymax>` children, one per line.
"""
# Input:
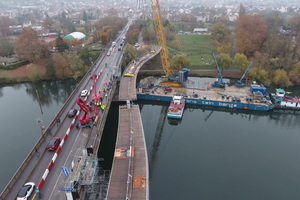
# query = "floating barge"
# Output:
<box><xmin>137</xmin><ymin>77</ymin><xmax>274</xmax><ymax>111</ymax></box>
<box><xmin>167</xmin><ymin>95</ymin><xmax>185</xmax><ymax>119</ymax></box>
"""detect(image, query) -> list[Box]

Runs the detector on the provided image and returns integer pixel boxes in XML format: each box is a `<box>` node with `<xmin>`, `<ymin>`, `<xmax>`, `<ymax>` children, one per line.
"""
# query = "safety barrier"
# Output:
<box><xmin>0</xmin><ymin>50</ymin><xmax>107</xmax><ymax>200</ymax></box>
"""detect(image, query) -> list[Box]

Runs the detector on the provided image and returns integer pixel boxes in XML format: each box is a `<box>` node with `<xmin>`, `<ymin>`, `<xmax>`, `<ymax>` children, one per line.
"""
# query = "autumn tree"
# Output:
<box><xmin>234</xmin><ymin>14</ymin><xmax>267</xmax><ymax>57</ymax></box>
<box><xmin>248</xmin><ymin>68</ymin><xmax>271</xmax><ymax>86</ymax></box>
<box><xmin>289</xmin><ymin>62</ymin><xmax>300</xmax><ymax>85</ymax></box>
<box><xmin>42</xmin><ymin>19</ymin><xmax>53</xmax><ymax>31</ymax></box>
<box><xmin>0</xmin><ymin>37</ymin><xmax>14</xmax><ymax>56</ymax></box>
<box><xmin>52</xmin><ymin>52</ymin><xmax>71</xmax><ymax>79</ymax></box>
<box><xmin>124</xmin><ymin>44</ymin><xmax>138</xmax><ymax>65</ymax></box>
<box><xmin>261</xmin><ymin>11</ymin><xmax>282</xmax><ymax>58</ymax></box>
<box><xmin>15</xmin><ymin>27</ymin><xmax>50</xmax><ymax>63</ymax></box>
<box><xmin>253</xmin><ymin>51</ymin><xmax>270</xmax><ymax>70</ymax></box>
<box><xmin>170</xmin><ymin>54</ymin><xmax>191</xmax><ymax>70</ymax></box>
<box><xmin>216</xmin><ymin>15</ymin><xmax>230</xmax><ymax>26</ymax></box>
<box><xmin>217</xmin><ymin>43</ymin><xmax>232</xmax><ymax>54</ymax></box>
<box><xmin>289</xmin><ymin>13</ymin><xmax>300</xmax><ymax>35</ymax></box>
<box><xmin>0</xmin><ymin>16</ymin><xmax>10</xmax><ymax>36</ymax></box>
<box><xmin>233</xmin><ymin>53</ymin><xmax>249</xmax><ymax>72</ymax></box>
<box><xmin>211</xmin><ymin>22</ymin><xmax>228</xmax><ymax>43</ymax></box>
<box><xmin>45</xmin><ymin>57</ymin><xmax>56</xmax><ymax>79</ymax></box>
<box><xmin>127</xmin><ymin>25</ymin><xmax>140</xmax><ymax>45</ymax></box>
<box><xmin>26</xmin><ymin>63</ymin><xmax>40</xmax><ymax>82</ymax></box>
<box><xmin>80</xmin><ymin>46</ymin><xmax>92</xmax><ymax>66</ymax></box>
<box><xmin>65</xmin><ymin>52</ymin><xmax>84</xmax><ymax>79</ymax></box>
<box><xmin>141</xmin><ymin>21</ymin><xmax>156</xmax><ymax>43</ymax></box>
<box><xmin>56</xmin><ymin>35</ymin><xmax>69</xmax><ymax>53</ymax></box>
<box><xmin>216</xmin><ymin>53</ymin><xmax>232</xmax><ymax>70</ymax></box>
<box><xmin>273</xmin><ymin>69</ymin><xmax>292</xmax><ymax>87</ymax></box>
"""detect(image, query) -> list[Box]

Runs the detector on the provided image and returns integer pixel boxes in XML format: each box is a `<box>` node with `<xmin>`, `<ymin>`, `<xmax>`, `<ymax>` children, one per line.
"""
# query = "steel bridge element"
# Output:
<box><xmin>150</xmin><ymin>0</ymin><xmax>173</xmax><ymax>78</ymax></box>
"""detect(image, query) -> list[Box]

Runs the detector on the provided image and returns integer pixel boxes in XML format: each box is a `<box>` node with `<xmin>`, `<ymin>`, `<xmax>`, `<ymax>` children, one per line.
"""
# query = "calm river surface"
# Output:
<box><xmin>1</xmin><ymin>81</ymin><xmax>300</xmax><ymax>200</ymax></box>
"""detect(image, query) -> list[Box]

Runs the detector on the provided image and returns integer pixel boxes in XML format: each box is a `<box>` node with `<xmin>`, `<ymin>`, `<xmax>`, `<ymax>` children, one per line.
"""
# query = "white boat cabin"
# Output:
<box><xmin>173</xmin><ymin>96</ymin><xmax>182</xmax><ymax>105</ymax></box>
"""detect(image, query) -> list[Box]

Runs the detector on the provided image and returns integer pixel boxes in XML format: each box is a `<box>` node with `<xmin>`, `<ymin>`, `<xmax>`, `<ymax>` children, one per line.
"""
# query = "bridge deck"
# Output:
<box><xmin>119</xmin><ymin>49</ymin><xmax>160</xmax><ymax>101</ymax></box>
<box><xmin>107</xmin><ymin>105</ymin><xmax>148</xmax><ymax>199</ymax></box>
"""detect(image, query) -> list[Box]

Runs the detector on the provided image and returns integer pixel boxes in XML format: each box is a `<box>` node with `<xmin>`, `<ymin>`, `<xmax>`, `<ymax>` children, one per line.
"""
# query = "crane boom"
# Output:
<box><xmin>150</xmin><ymin>0</ymin><xmax>173</xmax><ymax>78</ymax></box>
<box><xmin>212</xmin><ymin>52</ymin><xmax>224</xmax><ymax>84</ymax></box>
<box><xmin>76</xmin><ymin>97</ymin><xmax>90</xmax><ymax>114</ymax></box>
<box><xmin>237</xmin><ymin>61</ymin><xmax>253</xmax><ymax>84</ymax></box>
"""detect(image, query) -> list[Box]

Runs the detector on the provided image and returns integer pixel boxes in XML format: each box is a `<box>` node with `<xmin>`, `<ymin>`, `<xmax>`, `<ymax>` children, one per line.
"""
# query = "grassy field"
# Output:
<box><xmin>178</xmin><ymin>34</ymin><xmax>217</xmax><ymax>69</ymax></box>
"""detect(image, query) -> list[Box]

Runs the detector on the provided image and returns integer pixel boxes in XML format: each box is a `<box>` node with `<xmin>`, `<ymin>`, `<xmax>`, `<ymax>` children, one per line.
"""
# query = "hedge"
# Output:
<box><xmin>0</xmin><ymin>60</ymin><xmax>29</xmax><ymax>70</ymax></box>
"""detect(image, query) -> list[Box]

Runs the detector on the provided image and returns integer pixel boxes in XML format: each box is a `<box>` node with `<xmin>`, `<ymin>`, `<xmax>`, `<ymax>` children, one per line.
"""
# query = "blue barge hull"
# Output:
<box><xmin>137</xmin><ymin>94</ymin><xmax>273</xmax><ymax>111</ymax></box>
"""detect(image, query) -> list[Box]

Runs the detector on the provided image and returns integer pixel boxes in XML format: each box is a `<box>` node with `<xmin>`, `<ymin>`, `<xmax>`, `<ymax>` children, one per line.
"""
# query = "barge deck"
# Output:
<box><xmin>137</xmin><ymin>77</ymin><xmax>273</xmax><ymax>111</ymax></box>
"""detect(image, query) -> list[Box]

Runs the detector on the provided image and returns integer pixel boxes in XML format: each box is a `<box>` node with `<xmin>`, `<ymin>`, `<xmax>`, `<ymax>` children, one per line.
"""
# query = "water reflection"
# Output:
<box><xmin>167</xmin><ymin>118</ymin><xmax>182</xmax><ymax>125</ymax></box>
<box><xmin>23</xmin><ymin>80</ymin><xmax>77</xmax><ymax>106</ymax></box>
<box><xmin>184</xmin><ymin>104</ymin><xmax>300</xmax><ymax>128</ymax></box>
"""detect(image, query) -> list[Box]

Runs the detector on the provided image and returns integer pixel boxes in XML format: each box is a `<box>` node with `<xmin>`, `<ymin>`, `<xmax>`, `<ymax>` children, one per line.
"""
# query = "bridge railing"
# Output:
<box><xmin>0</xmin><ymin>50</ymin><xmax>107</xmax><ymax>200</ymax></box>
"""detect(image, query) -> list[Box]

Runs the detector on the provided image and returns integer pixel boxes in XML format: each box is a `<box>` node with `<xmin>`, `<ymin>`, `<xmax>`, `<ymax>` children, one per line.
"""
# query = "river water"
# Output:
<box><xmin>0</xmin><ymin>80</ymin><xmax>76</xmax><ymax>192</ymax></box>
<box><xmin>1</xmin><ymin>81</ymin><xmax>300</xmax><ymax>200</ymax></box>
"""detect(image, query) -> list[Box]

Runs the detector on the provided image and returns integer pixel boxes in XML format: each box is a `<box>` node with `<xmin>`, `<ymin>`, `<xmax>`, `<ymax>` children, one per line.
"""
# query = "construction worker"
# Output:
<box><xmin>102</xmin><ymin>104</ymin><xmax>106</xmax><ymax>110</ymax></box>
<box><xmin>105</xmin><ymin>93</ymin><xmax>108</xmax><ymax>98</ymax></box>
<box><xmin>100</xmin><ymin>97</ymin><xmax>103</xmax><ymax>102</ymax></box>
<box><xmin>98</xmin><ymin>89</ymin><xmax>101</xmax><ymax>93</ymax></box>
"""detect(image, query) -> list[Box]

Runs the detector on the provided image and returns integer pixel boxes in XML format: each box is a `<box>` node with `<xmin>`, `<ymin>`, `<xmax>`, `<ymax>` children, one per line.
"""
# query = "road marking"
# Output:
<box><xmin>31</xmin><ymin>192</ymin><xmax>37</xmax><ymax>200</ymax></box>
<box><xmin>48</xmin><ymin>128</ymin><xmax>83</xmax><ymax>200</ymax></box>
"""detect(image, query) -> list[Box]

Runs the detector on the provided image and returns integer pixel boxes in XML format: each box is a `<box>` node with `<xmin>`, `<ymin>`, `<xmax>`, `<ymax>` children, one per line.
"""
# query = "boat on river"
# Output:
<box><xmin>270</xmin><ymin>89</ymin><xmax>300</xmax><ymax>110</ymax></box>
<box><xmin>167</xmin><ymin>95</ymin><xmax>185</xmax><ymax>119</ymax></box>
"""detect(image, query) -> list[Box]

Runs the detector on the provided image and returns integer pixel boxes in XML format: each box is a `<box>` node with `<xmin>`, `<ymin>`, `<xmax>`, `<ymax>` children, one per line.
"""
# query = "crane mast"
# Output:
<box><xmin>150</xmin><ymin>0</ymin><xmax>173</xmax><ymax>78</ymax></box>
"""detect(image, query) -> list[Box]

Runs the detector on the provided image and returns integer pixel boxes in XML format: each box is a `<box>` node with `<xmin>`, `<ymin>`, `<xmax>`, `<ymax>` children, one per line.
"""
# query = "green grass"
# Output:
<box><xmin>178</xmin><ymin>35</ymin><xmax>217</xmax><ymax>69</ymax></box>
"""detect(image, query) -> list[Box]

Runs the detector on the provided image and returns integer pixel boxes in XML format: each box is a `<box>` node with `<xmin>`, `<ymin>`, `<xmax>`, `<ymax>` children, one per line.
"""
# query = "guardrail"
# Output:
<box><xmin>0</xmin><ymin>50</ymin><xmax>107</xmax><ymax>200</ymax></box>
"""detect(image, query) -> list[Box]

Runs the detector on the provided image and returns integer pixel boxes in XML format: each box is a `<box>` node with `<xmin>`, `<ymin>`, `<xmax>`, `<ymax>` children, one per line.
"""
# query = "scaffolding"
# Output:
<box><xmin>65</xmin><ymin>148</ymin><xmax>110</xmax><ymax>200</ymax></box>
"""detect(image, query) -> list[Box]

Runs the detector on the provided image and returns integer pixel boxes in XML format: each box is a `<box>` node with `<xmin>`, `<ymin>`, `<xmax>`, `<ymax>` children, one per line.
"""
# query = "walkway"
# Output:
<box><xmin>107</xmin><ymin>47</ymin><xmax>160</xmax><ymax>199</ymax></box>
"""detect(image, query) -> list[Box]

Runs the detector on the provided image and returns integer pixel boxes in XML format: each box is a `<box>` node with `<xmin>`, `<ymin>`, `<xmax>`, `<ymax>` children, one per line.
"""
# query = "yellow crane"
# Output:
<box><xmin>151</xmin><ymin>0</ymin><xmax>183</xmax><ymax>87</ymax></box>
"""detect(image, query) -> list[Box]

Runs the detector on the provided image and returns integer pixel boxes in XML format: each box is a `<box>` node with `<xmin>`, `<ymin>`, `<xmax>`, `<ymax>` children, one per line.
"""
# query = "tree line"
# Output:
<box><xmin>211</xmin><ymin>6</ymin><xmax>300</xmax><ymax>87</ymax></box>
<box><xmin>0</xmin><ymin>13</ymin><xmax>127</xmax><ymax>82</ymax></box>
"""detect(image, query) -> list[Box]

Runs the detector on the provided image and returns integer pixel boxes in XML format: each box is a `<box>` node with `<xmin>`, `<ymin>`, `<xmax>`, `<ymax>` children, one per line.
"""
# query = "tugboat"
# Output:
<box><xmin>167</xmin><ymin>95</ymin><xmax>185</xmax><ymax>119</ymax></box>
<box><xmin>270</xmin><ymin>88</ymin><xmax>300</xmax><ymax>110</ymax></box>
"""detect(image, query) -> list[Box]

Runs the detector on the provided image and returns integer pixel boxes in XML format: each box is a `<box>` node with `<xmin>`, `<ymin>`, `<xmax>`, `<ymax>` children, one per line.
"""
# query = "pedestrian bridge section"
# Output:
<box><xmin>119</xmin><ymin>48</ymin><xmax>160</xmax><ymax>101</ymax></box>
<box><xmin>107</xmin><ymin>104</ymin><xmax>149</xmax><ymax>199</ymax></box>
<box><xmin>107</xmin><ymin>48</ymin><xmax>160</xmax><ymax>199</ymax></box>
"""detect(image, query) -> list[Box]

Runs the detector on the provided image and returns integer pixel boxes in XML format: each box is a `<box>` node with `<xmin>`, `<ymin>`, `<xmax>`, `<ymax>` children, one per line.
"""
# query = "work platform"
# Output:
<box><xmin>107</xmin><ymin>104</ymin><xmax>149</xmax><ymax>199</ymax></box>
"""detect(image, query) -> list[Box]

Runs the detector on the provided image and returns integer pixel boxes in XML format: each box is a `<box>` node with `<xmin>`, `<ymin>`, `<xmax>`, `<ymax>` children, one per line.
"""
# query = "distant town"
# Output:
<box><xmin>0</xmin><ymin>0</ymin><xmax>299</xmax><ymax>87</ymax></box>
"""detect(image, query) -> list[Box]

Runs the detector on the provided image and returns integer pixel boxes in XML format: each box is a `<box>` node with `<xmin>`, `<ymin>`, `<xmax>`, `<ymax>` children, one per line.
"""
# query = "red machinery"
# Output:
<box><xmin>76</xmin><ymin>97</ymin><xmax>93</xmax><ymax>128</ymax></box>
<box><xmin>91</xmin><ymin>72</ymin><xmax>100</xmax><ymax>116</ymax></box>
<box><xmin>75</xmin><ymin>72</ymin><xmax>100</xmax><ymax>129</ymax></box>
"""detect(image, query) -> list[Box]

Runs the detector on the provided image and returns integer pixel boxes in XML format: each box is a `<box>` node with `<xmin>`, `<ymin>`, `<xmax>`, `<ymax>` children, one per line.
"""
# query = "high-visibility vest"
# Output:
<box><xmin>105</xmin><ymin>94</ymin><xmax>107</xmax><ymax>97</ymax></box>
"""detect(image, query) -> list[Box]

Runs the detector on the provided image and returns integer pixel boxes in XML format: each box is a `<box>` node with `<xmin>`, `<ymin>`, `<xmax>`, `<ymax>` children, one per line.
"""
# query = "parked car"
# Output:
<box><xmin>134</xmin><ymin>43</ymin><xmax>139</xmax><ymax>47</ymax></box>
<box><xmin>165</xmin><ymin>87</ymin><xmax>172</xmax><ymax>92</ymax></box>
<box><xmin>68</xmin><ymin>109</ymin><xmax>78</xmax><ymax>118</ymax></box>
<box><xmin>81</xmin><ymin>90</ymin><xmax>88</xmax><ymax>97</ymax></box>
<box><xmin>47</xmin><ymin>137</ymin><xmax>60</xmax><ymax>150</ymax></box>
<box><xmin>17</xmin><ymin>182</ymin><xmax>35</xmax><ymax>200</ymax></box>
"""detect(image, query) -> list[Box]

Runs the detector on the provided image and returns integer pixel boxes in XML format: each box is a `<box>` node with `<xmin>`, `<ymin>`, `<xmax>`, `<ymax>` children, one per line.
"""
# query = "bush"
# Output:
<box><xmin>0</xmin><ymin>60</ymin><xmax>29</xmax><ymax>70</ymax></box>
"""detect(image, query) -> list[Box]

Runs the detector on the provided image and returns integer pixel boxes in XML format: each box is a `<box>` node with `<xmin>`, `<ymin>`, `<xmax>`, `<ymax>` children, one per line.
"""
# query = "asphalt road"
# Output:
<box><xmin>4</xmin><ymin>20</ymin><xmax>131</xmax><ymax>200</ymax></box>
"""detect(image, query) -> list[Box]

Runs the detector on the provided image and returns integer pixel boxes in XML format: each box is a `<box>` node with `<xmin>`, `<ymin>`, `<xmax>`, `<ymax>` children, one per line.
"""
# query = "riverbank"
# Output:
<box><xmin>0</xmin><ymin>61</ymin><xmax>46</xmax><ymax>84</ymax></box>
